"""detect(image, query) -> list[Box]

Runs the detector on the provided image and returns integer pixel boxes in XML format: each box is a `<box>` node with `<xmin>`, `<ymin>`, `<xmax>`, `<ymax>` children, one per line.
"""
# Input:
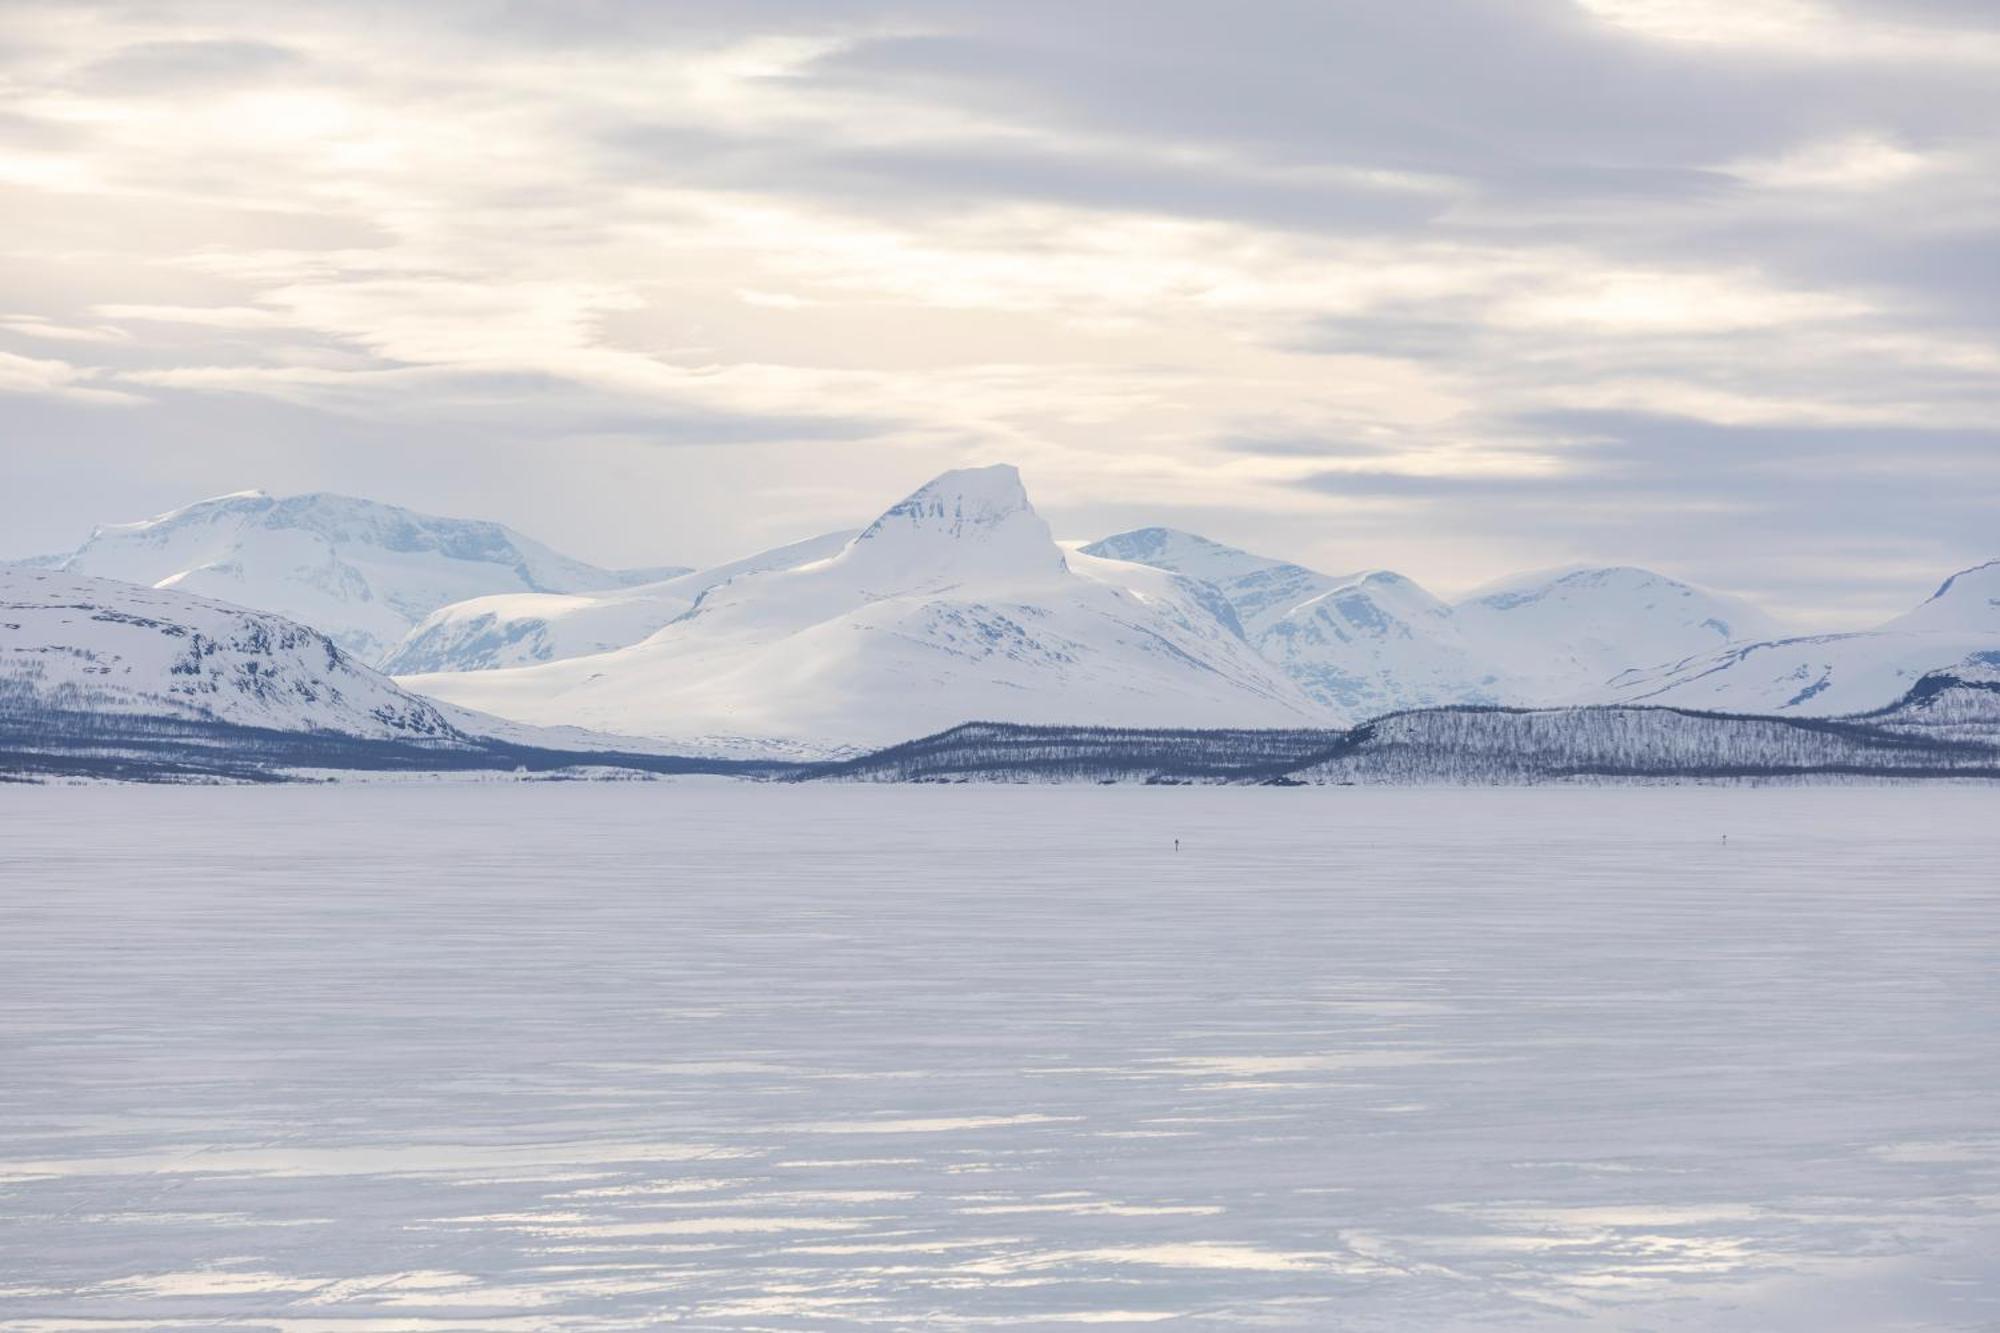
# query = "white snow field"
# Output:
<box><xmin>1</xmin><ymin>786</ymin><xmax>1996</xmax><ymax>1331</ymax></box>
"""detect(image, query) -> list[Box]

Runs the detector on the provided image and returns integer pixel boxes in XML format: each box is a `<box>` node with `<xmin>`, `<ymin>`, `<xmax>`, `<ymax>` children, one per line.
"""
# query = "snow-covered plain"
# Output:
<box><xmin>2</xmin><ymin>786</ymin><xmax>1996</xmax><ymax>1331</ymax></box>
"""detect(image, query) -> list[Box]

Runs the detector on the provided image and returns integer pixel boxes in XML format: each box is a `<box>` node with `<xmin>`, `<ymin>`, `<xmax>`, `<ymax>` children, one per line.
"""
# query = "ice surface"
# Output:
<box><xmin>1</xmin><ymin>786</ymin><xmax>1996</xmax><ymax>1330</ymax></box>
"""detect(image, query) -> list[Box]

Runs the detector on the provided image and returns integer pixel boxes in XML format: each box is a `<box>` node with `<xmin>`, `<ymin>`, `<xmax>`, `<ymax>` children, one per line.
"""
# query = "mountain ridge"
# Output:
<box><xmin>7</xmin><ymin>563</ymin><xmax>2000</xmax><ymax>786</ymax></box>
<box><xmin>1085</xmin><ymin>528</ymin><xmax>1781</xmax><ymax>719</ymax></box>
<box><xmin>22</xmin><ymin>471</ymin><xmax>1998</xmax><ymax>744</ymax></box>
<box><xmin>26</xmin><ymin>490</ymin><xmax>686</xmax><ymax>667</ymax></box>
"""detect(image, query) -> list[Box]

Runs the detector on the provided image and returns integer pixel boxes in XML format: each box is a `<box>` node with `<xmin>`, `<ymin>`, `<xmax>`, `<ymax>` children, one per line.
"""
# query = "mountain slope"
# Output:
<box><xmin>1603</xmin><ymin>631</ymin><xmax>2000</xmax><ymax>716</ymax></box>
<box><xmin>1455</xmin><ymin>566</ymin><xmax>1782</xmax><ymax>704</ymax></box>
<box><xmin>1882</xmin><ymin>560</ymin><xmax>2000</xmax><ymax>635</ymax></box>
<box><xmin>1601</xmin><ymin>558</ymin><xmax>2000</xmax><ymax>716</ymax></box>
<box><xmin>35</xmin><ymin>491</ymin><xmax>676</xmax><ymax>666</ymax></box>
<box><xmin>1082</xmin><ymin>529</ymin><xmax>1511</xmax><ymax>716</ymax></box>
<box><xmin>381</xmin><ymin>529</ymin><xmax>858</xmax><ymax>674</ymax></box>
<box><xmin>1080</xmin><ymin>528</ymin><xmax>1343</xmax><ymax>636</ymax></box>
<box><xmin>0</xmin><ymin>567</ymin><xmax>460</xmax><ymax>739</ymax></box>
<box><xmin>1261</xmin><ymin>571</ymin><xmax>1502</xmax><ymax>715</ymax></box>
<box><xmin>1864</xmin><ymin>658</ymin><xmax>2000</xmax><ymax>745</ymax></box>
<box><xmin>402</xmin><ymin>466</ymin><xmax>1324</xmax><ymax>749</ymax></box>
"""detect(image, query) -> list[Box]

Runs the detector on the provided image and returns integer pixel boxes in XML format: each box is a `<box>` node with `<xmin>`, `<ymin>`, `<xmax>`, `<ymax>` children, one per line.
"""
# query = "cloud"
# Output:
<box><xmin>0</xmin><ymin>0</ymin><xmax>1993</xmax><ymax>618</ymax></box>
<box><xmin>0</xmin><ymin>314</ymin><xmax>128</xmax><ymax>343</ymax></box>
<box><xmin>74</xmin><ymin>39</ymin><xmax>303</xmax><ymax>92</ymax></box>
<box><xmin>1728</xmin><ymin>133</ymin><xmax>1940</xmax><ymax>190</ymax></box>
<box><xmin>0</xmin><ymin>349</ymin><xmax>136</xmax><ymax>404</ymax></box>
<box><xmin>1290</xmin><ymin>411</ymin><xmax>2000</xmax><ymax>622</ymax></box>
<box><xmin>1576</xmin><ymin>0</ymin><xmax>2000</xmax><ymax>62</ymax></box>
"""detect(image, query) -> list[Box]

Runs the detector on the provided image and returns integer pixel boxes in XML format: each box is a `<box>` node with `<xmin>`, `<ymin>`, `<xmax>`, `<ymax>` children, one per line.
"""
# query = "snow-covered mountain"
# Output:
<box><xmin>9</xmin><ymin>555</ymin><xmax>1996</xmax><ymax>785</ymax></box>
<box><xmin>0</xmin><ymin>566</ymin><xmax>832</xmax><ymax>781</ymax></box>
<box><xmin>1454</xmin><ymin>565</ymin><xmax>1781</xmax><ymax>704</ymax></box>
<box><xmin>401</xmin><ymin>466</ymin><xmax>1323</xmax><ymax>750</ymax></box>
<box><xmin>1603</xmin><ymin>631</ymin><xmax>2000</xmax><ymax>716</ymax></box>
<box><xmin>1603</xmin><ymin>558</ymin><xmax>2000</xmax><ymax>716</ymax></box>
<box><xmin>0</xmin><ymin>566</ymin><xmax>459</xmax><ymax>739</ymax></box>
<box><xmin>1866</xmin><ymin>657</ymin><xmax>2000</xmax><ymax>745</ymax></box>
<box><xmin>29</xmin><ymin>491</ymin><xmax>683</xmax><ymax>666</ymax></box>
<box><xmin>1882</xmin><ymin>560</ymin><xmax>2000</xmax><ymax>635</ymax></box>
<box><xmin>27</xmin><ymin>475</ymin><xmax>1983</xmax><ymax>750</ymax></box>
<box><xmin>1085</xmin><ymin>530</ymin><xmax>1778</xmax><ymax>718</ymax></box>
<box><xmin>381</xmin><ymin>529</ymin><xmax>858</xmax><ymax>674</ymax></box>
<box><xmin>1082</xmin><ymin>528</ymin><xmax>1501</xmax><ymax>715</ymax></box>
<box><xmin>1080</xmin><ymin>528</ymin><xmax>1344</xmax><ymax>636</ymax></box>
<box><xmin>1260</xmin><ymin>571</ymin><xmax>1503</xmax><ymax>715</ymax></box>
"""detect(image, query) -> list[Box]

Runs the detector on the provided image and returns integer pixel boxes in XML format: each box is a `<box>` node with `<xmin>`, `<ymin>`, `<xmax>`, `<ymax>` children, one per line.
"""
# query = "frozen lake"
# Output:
<box><xmin>1</xmin><ymin>785</ymin><xmax>1996</xmax><ymax>1331</ymax></box>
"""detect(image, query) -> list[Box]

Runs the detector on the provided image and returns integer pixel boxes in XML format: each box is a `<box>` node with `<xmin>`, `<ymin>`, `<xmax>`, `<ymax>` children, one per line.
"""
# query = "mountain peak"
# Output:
<box><xmin>1083</xmin><ymin>527</ymin><xmax>1346</xmax><ymax>639</ymax></box>
<box><xmin>1921</xmin><ymin>557</ymin><xmax>2000</xmax><ymax>603</ymax></box>
<box><xmin>861</xmin><ymin>464</ymin><xmax>1031</xmax><ymax>533</ymax></box>
<box><xmin>845</xmin><ymin>464</ymin><xmax>1064</xmax><ymax>582</ymax></box>
<box><xmin>1885</xmin><ymin>558</ymin><xmax>2000</xmax><ymax>633</ymax></box>
<box><xmin>46</xmin><ymin>488</ymin><xmax>658</xmax><ymax>666</ymax></box>
<box><xmin>1083</xmin><ymin>527</ymin><xmax>1300</xmax><ymax>578</ymax></box>
<box><xmin>1290</xmin><ymin>569</ymin><xmax>1452</xmax><ymax>626</ymax></box>
<box><xmin>94</xmin><ymin>489</ymin><xmax>273</xmax><ymax>538</ymax></box>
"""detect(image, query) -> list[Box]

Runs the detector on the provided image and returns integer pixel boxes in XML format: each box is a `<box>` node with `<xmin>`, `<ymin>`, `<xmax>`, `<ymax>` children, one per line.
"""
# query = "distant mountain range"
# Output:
<box><xmin>6</xmin><ymin>562</ymin><xmax>1995</xmax><ymax>785</ymax></box>
<box><xmin>9</xmin><ymin>464</ymin><xmax>2000</xmax><ymax>765</ymax></box>
<box><xmin>12</xmin><ymin>490</ymin><xmax>689</xmax><ymax>666</ymax></box>
<box><xmin>1081</xmin><ymin>528</ymin><xmax>1779</xmax><ymax>716</ymax></box>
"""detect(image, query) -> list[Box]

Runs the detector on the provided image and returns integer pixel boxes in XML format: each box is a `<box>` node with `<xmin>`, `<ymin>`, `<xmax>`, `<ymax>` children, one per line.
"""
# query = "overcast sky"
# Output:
<box><xmin>3</xmin><ymin>0</ymin><xmax>1997</xmax><ymax>624</ymax></box>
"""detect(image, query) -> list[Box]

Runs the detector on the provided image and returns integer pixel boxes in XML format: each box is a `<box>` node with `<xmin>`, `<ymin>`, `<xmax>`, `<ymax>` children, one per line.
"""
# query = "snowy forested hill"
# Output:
<box><xmin>1287</xmin><ymin>703</ymin><xmax>1995</xmax><ymax>785</ymax></box>
<box><xmin>809</xmin><ymin>670</ymin><xmax>2000</xmax><ymax>786</ymax></box>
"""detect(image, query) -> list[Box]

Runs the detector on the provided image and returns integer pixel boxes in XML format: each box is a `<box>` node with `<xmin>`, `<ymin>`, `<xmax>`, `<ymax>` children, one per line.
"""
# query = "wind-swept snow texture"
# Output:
<box><xmin>404</xmin><ymin>467</ymin><xmax>1321</xmax><ymax>749</ymax></box>
<box><xmin>2</xmin><ymin>784</ymin><xmax>1996</xmax><ymax>1329</ymax></box>
<box><xmin>31</xmin><ymin>490</ymin><xmax>669</xmax><ymax>665</ymax></box>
